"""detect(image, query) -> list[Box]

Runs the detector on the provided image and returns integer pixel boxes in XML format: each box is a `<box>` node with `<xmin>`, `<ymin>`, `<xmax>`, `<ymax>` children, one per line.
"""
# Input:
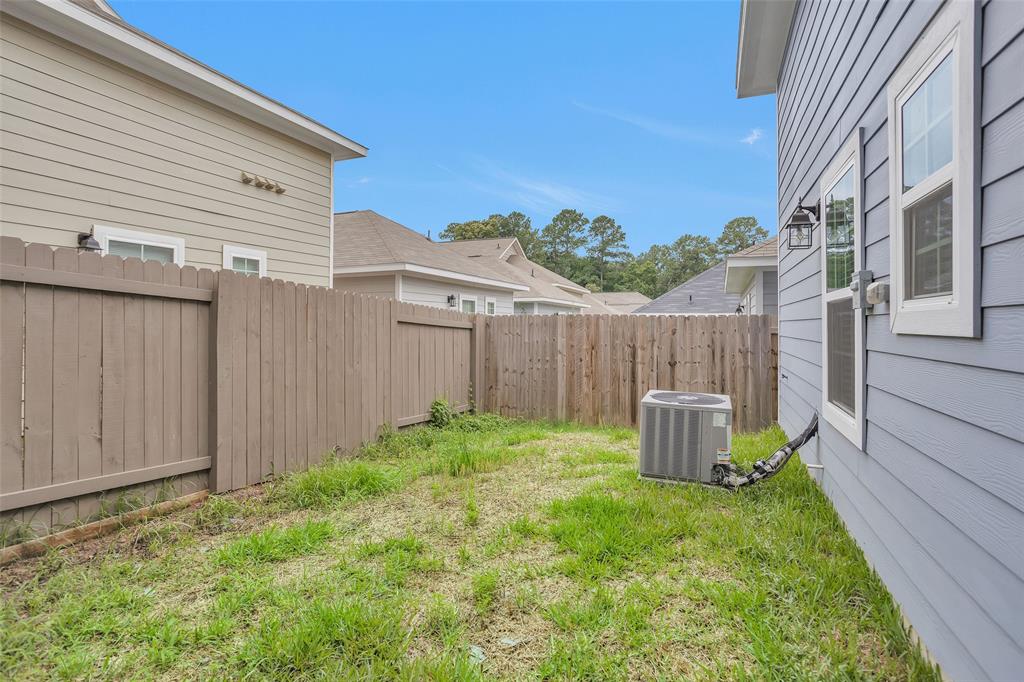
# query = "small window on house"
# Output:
<box><xmin>820</xmin><ymin>129</ymin><xmax>865</xmax><ymax>448</ymax></box>
<box><xmin>223</xmin><ymin>245</ymin><xmax>267</xmax><ymax>277</ymax></box>
<box><xmin>485</xmin><ymin>297</ymin><xmax>496</xmax><ymax>315</ymax></box>
<box><xmin>887</xmin><ymin>0</ymin><xmax>978</xmax><ymax>337</ymax></box>
<box><xmin>460</xmin><ymin>295</ymin><xmax>477</xmax><ymax>314</ymax></box>
<box><xmin>514</xmin><ymin>302</ymin><xmax>531</xmax><ymax>315</ymax></box>
<box><xmin>93</xmin><ymin>225</ymin><xmax>184</xmax><ymax>265</ymax></box>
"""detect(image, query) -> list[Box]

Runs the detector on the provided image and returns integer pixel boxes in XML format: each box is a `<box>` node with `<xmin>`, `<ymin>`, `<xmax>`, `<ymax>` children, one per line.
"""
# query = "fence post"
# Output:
<box><xmin>210</xmin><ymin>271</ymin><xmax>231</xmax><ymax>493</ymax></box>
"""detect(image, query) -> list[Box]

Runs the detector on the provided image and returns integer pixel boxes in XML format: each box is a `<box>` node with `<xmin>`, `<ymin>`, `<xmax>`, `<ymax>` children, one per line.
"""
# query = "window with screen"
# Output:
<box><xmin>887</xmin><ymin>0</ymin><xmax>978</xmax><ymax>337</ymax></box>
<box><xmin>107</xmin><ymin>240</ymin><xmax>175</xmax><ymax>264</ymax></box>
<box><xmin>94</xmin><ymin>226</ymin><xmax>184</xmax><ymax>266</ymax></box>
<box><xmin>460</xmin><ymin>296</ymin><xmax>477</xmax><ymax>314</ymax></box>
<box><xmin>223</xmin><ymin>245</ymin><xmax>267</xmax><ymax>278</ymax></box>
<box><xmin>819</xmin><ymin>129</ymin><xmax>864</xmax><ymax>448</ymax></box>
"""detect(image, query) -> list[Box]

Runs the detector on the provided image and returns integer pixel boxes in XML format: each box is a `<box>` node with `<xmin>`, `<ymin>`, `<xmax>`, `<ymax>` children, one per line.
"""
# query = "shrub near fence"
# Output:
<box><xmin>0</xmin><ymin>238</ymin><xmax>777</xmax><ymax>540</ymax></box>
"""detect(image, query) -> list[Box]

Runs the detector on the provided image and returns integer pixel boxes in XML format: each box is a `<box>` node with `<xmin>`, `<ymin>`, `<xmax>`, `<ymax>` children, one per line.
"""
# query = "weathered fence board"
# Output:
<box><xmin>480</xmin><ymin>314</ymin><xmax>777</xmax><ymax>433</ymax></box>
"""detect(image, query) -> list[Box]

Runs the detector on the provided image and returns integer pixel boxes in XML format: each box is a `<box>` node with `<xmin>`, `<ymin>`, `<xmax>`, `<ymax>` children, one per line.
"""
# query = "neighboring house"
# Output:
<box><xmin>633</xmin><ymin>262</ymin><xmax>741</xmax><ymax>315</ymax></box>
<box><xmin>590</xmin><ymin>291</ymin><xmax>652</xmax><ymax>314</ymax></box>
<box><xmin>723</xmin><ymin>236</ymin><xmax>779</xmax><ymax>315</ymax></box>
<box><xmin>437</xmin><ymin>238</ymin><xmax>623</xmax><ymax>315</ymax></box>
<box><xmin>332</xmin><ymin>211</ymin><xmax>526</xmax><ymax>313</ymax></box>
<box><xmin>0</xmin><ymin>0</ymin><xmax>365</xmax><ymax>286</ymax></box>
<box><xmin>737</xmin><ymin>1</ymin><xmax>1024</xmax><ymax>680</ymax></box>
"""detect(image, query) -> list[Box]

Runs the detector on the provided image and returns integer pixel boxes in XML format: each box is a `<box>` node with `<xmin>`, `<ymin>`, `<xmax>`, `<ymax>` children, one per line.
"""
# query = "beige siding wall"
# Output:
<box><xmin>400</xmin><ymin>275</ymin><xmax>514</xmax><ymax>314</ymax></box>
<box><xmin>0</xmin><ymin>16</ymin><xmax>333</xmax><ymax>286</ymax></box>
<box><xmin>333</xmin><ymin>274</ymin><xmax>396</xmax><ymax>297</ymax></box>
<box><xmin>533</xmin><ymin>301</ymin><xmax>581</xmax><ymax>315</ymax></box>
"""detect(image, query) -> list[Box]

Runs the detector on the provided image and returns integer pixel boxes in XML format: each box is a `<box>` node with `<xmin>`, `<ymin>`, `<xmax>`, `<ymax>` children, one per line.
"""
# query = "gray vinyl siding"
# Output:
<box><xmin>761</xmin><ymin>270</ymin><xmax>778</xmax><ymax>315</ymax></box>
<box><xmin>400</xmin><ymin>275</ymin><xmax>514</xmax><ymax>314</ymax></box>
<box><xmin>775</xmin><ymin>2</ymin><xmax>1024</xmax><ymax>680</ymax></box>
<box><xmin>0</xmin><ymin>15</ymin><xmax>333</xmax><ymax>286</ymax></box>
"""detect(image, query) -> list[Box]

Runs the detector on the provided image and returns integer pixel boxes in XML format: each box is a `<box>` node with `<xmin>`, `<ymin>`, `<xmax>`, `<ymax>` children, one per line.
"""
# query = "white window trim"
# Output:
<box><xmin>820</xmin><ymin>128</ymin><xmax>865</xmax><ymax>450</ymax></box>
<box><xmin>458</xmin><ymin>293</ymin><xmax>477</xmax><ymax>314</ymax></box>
<box><xmin>93</xmin><ymin>225</ymin><xmax>184</xmax><ymax>265</ymax></box>
<box><xmin>222</xmin><ymin>244</ymin><xmax>267</xmax><ymax>277</ymax></box>
<box><xmin>887</xmin><ymin>0</ymin><xmax>980</xmax><ymax>337</ymax></box>
<box><xmin>485</xmin><ymin>297</ymin><xmax>497</xmax><ymax>315</ymax></box>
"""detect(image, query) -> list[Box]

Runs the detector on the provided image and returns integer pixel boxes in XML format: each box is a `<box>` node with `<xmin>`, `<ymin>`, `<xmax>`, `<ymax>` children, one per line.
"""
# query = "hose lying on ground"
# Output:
<box><xmin>710</xmin><ymin>413</ymin><xmax>819</xmax><ymax>489</ymax></box>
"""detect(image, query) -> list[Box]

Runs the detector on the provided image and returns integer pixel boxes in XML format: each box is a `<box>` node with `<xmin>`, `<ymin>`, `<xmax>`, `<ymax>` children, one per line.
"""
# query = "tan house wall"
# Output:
<box><xmin>0</xmin><ymin>15</ymin><xmax>334</xmax><ymax>286</ymax></box>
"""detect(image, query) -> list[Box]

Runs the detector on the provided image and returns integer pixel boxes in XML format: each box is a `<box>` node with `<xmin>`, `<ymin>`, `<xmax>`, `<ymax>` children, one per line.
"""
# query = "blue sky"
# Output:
<box><xmin>115</xmin><ymin>1</ymin><xmax>777</xmax><ymax>253</ymax></box>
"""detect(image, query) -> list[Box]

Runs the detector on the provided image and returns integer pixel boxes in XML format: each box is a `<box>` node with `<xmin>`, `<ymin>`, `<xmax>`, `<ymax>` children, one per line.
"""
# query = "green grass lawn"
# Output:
<box><xmin>0</xmin><ymin>415</ymin><xmax>940</xmax><ymax>681</ymax></box>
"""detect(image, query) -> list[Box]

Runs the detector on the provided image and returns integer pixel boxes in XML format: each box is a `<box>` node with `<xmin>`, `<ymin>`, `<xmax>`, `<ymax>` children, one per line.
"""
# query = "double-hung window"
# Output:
<box><xmin>459</xmin><ymin>294</ymin><xmax>477</xmax><ymax>314</ymax></box>
<box><xmin>485</xmin><ymin>297</ymin><xmax>496</xmax><ymax>315</ymax></box>
<box><xmin>820</xmin><ymin>129</ymin><xmax>864</xmax><ymax>448</ymax></box>
<box><xmin>93</xmin><ymin>225</ymin><xmax>184</xmax><ymax>265</ymax></box>
<box><xmin>223</xmin><ymin>244</ymin><xmax>267</xmax><ymax>277</ymax></box>
<box><xmin>887</xmin><ymin>0</ymin><xmax>979</xmax><ymax>337</ymax></box>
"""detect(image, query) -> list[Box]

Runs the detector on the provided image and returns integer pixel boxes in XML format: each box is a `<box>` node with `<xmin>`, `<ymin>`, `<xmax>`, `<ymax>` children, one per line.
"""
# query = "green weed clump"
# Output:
<box><xmin>274</xmin><ymin>459</ymin><xmax>400</xmax><ymax>509</ymax></box>
<box><xmin>429</xmin><ymin>398</ymin><xmax>457</xmax><ymax>428</ymax></box>
<box><xmin>470</xmin><ymin>569</ymin><xmax>500</xmax><ymax>615</ymax></box>
<box><xmin>235</xmin><ymin>595</ymin><xmax>411</xmax><ymax>678</ymax></box>
<box><xmin>215</xmin><ymin>519</ymin><xmax>334</xmax><ymax>567</ymax></box>
<box><xmin>547</xmin><ymin>491</ymin><xmax>693</xmax><ymax>579</ymax></box>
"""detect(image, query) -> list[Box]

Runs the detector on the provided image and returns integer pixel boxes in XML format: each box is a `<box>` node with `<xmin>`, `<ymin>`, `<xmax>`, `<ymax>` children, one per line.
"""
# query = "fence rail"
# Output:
<box><xmin>1</xmin><ymin>238</ymin><xmax>776</xmax><ymax>540</ymax></box>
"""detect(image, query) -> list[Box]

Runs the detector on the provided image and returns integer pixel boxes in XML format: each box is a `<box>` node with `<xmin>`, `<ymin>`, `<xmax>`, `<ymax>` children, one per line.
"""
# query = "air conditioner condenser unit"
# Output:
<box><xmin>638</xmin><ymin>390</ymin><xmax>732</xmax><ymax>485</ymax></box>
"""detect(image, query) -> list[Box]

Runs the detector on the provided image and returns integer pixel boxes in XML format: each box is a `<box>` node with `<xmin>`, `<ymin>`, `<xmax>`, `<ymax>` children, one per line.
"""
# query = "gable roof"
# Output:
<box><xmin>729</xmin><ymin>235</ymin><xmax>778</xmax><ymax>259</ymax></box>
<box><xmin>6</xmin><ymin>0</ymin><xmax>367</xmax><ymax>160</ymax></box>
<box><xmin>440</xmin><ymin>238</ymin><xmax>520</xmax><ymax>260</ymax></box>
<box><xmin>434</xmin><ymin>239</ymin><xmax>616</xmax><ymax>312</ymax></box>
<box><xmin>332</xmin><ymin>211</ymin><xmax>526</xmax><ymax>291</ymax></box>
<box><xmin>594</xmin><ymin>292</ymin><xmax>652</xmax><ymax>306</ymax></box>
<box><xmin>633</xmin><ymin>262</ymin><xmax>742</xmax><ymax>315</ymax></box>
<box><xmin>725</xmin><ymin>236</ymin><xmax>778</xmax><ymax>293</ymax></box>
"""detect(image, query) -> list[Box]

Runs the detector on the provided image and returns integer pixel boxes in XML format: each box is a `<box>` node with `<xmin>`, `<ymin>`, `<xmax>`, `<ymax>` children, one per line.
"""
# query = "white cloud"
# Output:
<box><xmin>572</xmin><ymin>100</ymin><xmax>715</xmax><ymax>144</ymax></box>
<box><xmin>438</xmin><ymin>158</ymin><xmax>611</xmax><ymax>213</ymax></box>
<box><xmin>741</xmin><ymin>128</ymin><xmax>763</xmax><ymax>145</ymax></box>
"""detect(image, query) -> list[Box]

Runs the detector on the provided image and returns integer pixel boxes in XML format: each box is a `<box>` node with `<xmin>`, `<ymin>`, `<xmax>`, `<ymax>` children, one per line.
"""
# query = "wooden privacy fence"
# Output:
<box><xmin>0</xmin><ymin>237</ymin><xmax>214</xmax><ymax>535</ymax></box>
<box><xmin>1</xmin><ymin>237</ymin><xmax>776</xmax><ymax>539</ymax></box>
<box><xmin>479</xmin><ymin>314</ymin><xmax>778</xmax><ymax>433</ymax></box>
<box><xmin>0</xmin><ymin>238</ymin><xmax>477</xmax><ymax>536</ymax></box>
<box><xmin>210</xmin><ymin>271</ymin><xmax>480</xmax><ymax>493</ymax></box>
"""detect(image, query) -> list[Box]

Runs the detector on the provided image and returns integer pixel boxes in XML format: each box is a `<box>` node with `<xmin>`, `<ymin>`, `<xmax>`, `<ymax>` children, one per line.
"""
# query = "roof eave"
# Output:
<box><xmin>8</xmin><ymin>0</ymin><xmax>367</xmax><ymax>160</ymax></box>
<box><xmin>724</xmin><ymin>256</ymin><xmax>776</xmax><ymax>293</ymax></box>
<box><xmin>736</xmin><ymin>0</ymin><xmax>797</xmax><ymax>98</ymax></box>
<box><xmin>334</xmin><ymin>263</ymin><xmax>529</xmax><ymax>292</ymax></box>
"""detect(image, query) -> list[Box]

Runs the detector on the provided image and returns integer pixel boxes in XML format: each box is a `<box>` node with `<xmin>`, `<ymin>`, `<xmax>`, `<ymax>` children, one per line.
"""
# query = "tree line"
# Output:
<box><xmin>439</xmin><ymin>210</ymin><xmax>768</xmax><ymax>299</ymax></box>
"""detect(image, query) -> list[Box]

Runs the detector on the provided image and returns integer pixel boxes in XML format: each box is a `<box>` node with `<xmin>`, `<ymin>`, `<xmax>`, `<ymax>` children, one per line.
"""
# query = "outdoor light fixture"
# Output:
<box><xmin>785</xmin><ymin>197</ymin><xmax>819</xmax><ymax>250</ymax></box>
<box><xmin>77</xmin><ymin>232</ymin><xmax>101</xmax><ymax>252</ymax></box>
<box><xmin>447</xmin><ymin>294</ymin><xmax>457</xmax><ymax>307</ymax></box>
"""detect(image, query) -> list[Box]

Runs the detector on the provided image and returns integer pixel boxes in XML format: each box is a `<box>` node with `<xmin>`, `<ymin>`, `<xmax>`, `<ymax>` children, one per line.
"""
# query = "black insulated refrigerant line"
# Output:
<box><xmin>711</xmin><ymin>413</ymin><xmax>819</xmax><ymax>489</ymax></box>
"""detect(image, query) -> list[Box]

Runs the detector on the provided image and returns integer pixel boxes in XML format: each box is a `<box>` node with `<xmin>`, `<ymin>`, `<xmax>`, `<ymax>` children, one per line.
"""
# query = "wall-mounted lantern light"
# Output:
<box><xmin>77</xmin><ymin>232</ymin><xmax>101</xmax><ymax>252</ymax></box>
<box><xmin>785</xmin><ymin>197</ymin><xmax>819</xmax><ymax>250</ymax></box>
<box><xmin>447</xmin><ymin>294</ymin><xmax>457</xmax><ymax>307</ymax></box>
